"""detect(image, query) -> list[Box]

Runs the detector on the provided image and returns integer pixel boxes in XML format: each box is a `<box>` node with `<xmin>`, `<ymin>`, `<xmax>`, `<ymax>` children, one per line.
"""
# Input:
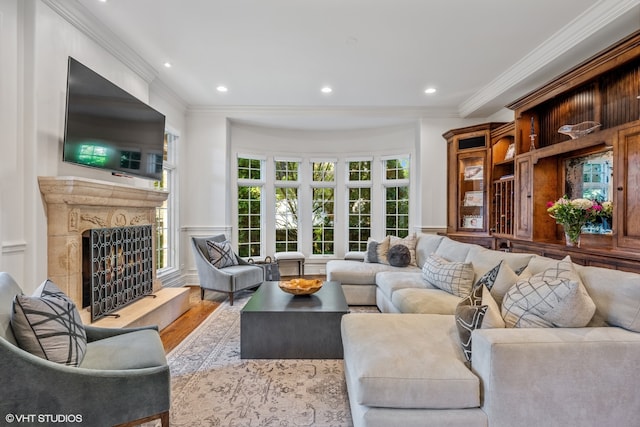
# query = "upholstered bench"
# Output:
<box><xmin>274</xmin><ymin>251</ymin><xmax>305</xmax><ymax>276</ymax></box>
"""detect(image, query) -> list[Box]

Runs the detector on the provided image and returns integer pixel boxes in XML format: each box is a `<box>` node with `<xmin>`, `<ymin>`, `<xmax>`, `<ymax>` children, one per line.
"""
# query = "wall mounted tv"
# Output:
<box><xmin>63</xmin><ymin>57</ymin><xmax>166</xmax><ymax>181</ymax></box>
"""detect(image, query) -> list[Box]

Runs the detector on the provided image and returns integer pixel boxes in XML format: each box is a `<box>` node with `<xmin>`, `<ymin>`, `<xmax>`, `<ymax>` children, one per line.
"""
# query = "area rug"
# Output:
<box><xmin>165</xmin><ymin>292</ymin><xmax>376</xmax><ymax>427</ymax></box>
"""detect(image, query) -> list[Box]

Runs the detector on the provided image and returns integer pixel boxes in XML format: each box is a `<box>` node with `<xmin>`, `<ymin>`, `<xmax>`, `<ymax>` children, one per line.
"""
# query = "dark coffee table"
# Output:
<box><xmin>240</xmin><ymin>281</ymin><xmax>349</xmax><ymax>359</ymax></box>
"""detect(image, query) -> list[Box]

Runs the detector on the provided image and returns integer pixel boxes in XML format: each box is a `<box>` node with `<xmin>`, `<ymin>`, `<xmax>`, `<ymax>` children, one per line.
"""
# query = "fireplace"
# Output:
<box><xmin>83</xmin><ymin>225</ymin><xmax>154</xmax><ymax>321</ymax></box>
<box><xmin>38</xmin><ymin>176</ymin><xmax>168</xmax><ymax>318</ymax></box>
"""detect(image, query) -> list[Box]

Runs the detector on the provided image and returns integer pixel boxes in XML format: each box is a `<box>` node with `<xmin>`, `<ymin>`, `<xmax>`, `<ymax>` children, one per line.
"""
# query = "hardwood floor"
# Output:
<box><xmin>159</xmin><ymin>276</ymin><xmax>327</xmax><ymax>353</ymax></box>
<box><xmin>159</xmin><ymin>286</ymin><xmax>219</xmax><ymax>353</ymax></box>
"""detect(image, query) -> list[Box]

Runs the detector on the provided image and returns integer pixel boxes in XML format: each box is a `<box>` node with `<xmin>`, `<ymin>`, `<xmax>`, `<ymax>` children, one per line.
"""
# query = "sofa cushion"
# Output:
<box><xmin>11</xmin><ymin>280</ymin><xmax>87</xmax><ymax>367</ymax></box>
<box><xmin>341</xmin><ymin>313</ymin><xmax>480</xmax><ymax>409</ymax></box>
<box><xmin>414</xmin><ymin>234</ymin><xmax>445</xmax><ymax>267</ymax></box>
<box><xmin>376</xmin><ymin>271</ymin><xmax>427</xmax><ymax>300</ymax></box>
<box><xmin>206</xmin><ymin>240</ymin><xmax>238</xmax><ymax>268</ymax></box>
<box><xmin>392</xmin><ymin>287</ymin><xmax>462</xmax><ymax>314</ymax></box>
<box><xmin>390</xmin><ymin>233</ymin><xmax>417</xmax><ymax>266</ymax></box>
<box><xmin>465</xmin><ymin>245</ymin><xmax>533</xmax><ymax>278</ymax></box>
<box><xmin>502</xmin><ymin>256</ymin><xmax>596</xmax><ymax>328</ymax></box>
<box><xmin>576</xmin><ymin>265</ymin><xmax>640</xmax><ymax>332</ymax></box>
<box><xmin>364</xmin><ymin>236</ymin><xmax>390</xmax><ymax>264</ymax></box>
<box><xmin>422</xmin><ymin>254</ymin><xmax>475</xmax><ymax>297</ymax></box>
<box><xmin>433</xmin><ymin>237</ymin><xmax>475</xmax><ymax>262</ymax></box>
<box><xmin>327</xmin><ymin>260</ymin><xmax>419</xmax><ymax>286</ymax></box>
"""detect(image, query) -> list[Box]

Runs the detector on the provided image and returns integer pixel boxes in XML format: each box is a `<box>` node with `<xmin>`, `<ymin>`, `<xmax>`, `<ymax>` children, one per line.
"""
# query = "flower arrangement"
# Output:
<box><xmin>546</xmin><ymin>196</ymin><xmax>604</xmax><ymax>246</ymax></box>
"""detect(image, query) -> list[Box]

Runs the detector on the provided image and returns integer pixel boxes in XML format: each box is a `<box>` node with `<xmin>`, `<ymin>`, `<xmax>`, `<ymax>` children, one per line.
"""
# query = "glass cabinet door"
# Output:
<box><xmin>458</xmin><ymin>154</ymin><xmax>485</xmax><ymax>231</ymax></box>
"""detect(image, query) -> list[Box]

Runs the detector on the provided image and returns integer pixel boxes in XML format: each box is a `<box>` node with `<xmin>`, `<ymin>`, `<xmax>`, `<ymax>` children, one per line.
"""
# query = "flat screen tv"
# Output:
<box><xmin>63</xmin><ymin>57</ymin><xmax>166</xmax><ymax>181</ymax></box>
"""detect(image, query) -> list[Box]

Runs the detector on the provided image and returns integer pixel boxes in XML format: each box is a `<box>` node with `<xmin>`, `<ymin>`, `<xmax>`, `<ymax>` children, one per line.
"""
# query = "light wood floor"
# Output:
<box><xmin>159</xmin><ymin>276</ymin><xmax>326</xmax><ymax>353</ymax></box>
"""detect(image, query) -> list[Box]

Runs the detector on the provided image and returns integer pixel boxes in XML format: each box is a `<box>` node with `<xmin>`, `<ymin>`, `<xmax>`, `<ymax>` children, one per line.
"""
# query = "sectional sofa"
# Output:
<box><xmin>326</xmin><ymin>233</ymin><xmax>640</xmax><ymax>427</ymax></box>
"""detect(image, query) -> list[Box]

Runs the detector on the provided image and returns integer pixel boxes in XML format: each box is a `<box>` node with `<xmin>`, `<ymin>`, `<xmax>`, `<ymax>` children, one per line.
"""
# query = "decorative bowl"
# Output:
<box><xmin>558</xmin><ymin>121</ymin><xmax>601</xmax><ymax>139</ymax></box>
<box><xmin>279</xmin><ymin>279</ymin><xmax>323</xmax><ymax>295</ymax></box>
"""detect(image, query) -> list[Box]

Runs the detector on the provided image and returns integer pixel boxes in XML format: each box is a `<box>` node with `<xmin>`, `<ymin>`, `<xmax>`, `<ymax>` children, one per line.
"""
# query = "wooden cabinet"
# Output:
<box><xmin>490</xmin><ymin>123</ymin><xmax>516</xmax><ymax>237</ymax></box>
<box><xmin>616</xmin><ymin>123</ymin><xmax>640</xmax><ymax>250</ymax></box>
<box><xmin>443</xmin><ymin>123</ymin><xmax>506</xmax><ymax>243</ymax></box>
<box><xmin>514</xmin><ymin>154</ymin><xmax>532</xmax><ymax>240</ymax></box>
<box><xmin>443</xmin><ymin>30</ymin><xmax>640</xmax><ymax>267</ymax></box>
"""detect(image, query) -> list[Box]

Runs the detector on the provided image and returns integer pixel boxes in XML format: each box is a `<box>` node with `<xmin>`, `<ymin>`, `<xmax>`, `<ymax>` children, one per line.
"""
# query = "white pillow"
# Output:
<box><xmin>502</xmin><ymin>256</ymin><xmax>596</xmax><ymax>328</ymax></box>
<box><xmin>422</xmin><ymin>254</ymin><xmax>474</xmax><ymax>297</ymax></box>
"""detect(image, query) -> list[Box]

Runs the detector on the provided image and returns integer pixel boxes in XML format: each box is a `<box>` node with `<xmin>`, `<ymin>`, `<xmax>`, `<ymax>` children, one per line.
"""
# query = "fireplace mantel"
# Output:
<box><xmin>38</xmin><ymin>176</ymin><xmax>168</xmax><ymax>311</ymax></box>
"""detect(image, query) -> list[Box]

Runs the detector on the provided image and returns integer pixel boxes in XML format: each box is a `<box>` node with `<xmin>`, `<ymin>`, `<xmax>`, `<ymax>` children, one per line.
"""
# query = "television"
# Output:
<box><xmin>63</xmin><ymin>57</ymin><xmax>166</xmax><ymax>181</ymax></box>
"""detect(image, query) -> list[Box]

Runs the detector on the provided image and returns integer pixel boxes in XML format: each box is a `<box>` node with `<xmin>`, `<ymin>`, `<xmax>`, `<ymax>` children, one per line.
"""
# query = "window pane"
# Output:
<box><xmin>312</xmin><ymin>187</ymin><xmax>335</xmax><ymax>255</ymax></box>
<box><xmin>238</xmin><ymin>185</ymin><xmax>262</xmax><ymax>257</ymax></box>
<box><xmin>238</xmin><ymin>157</ymin><xmax>262</xmax><ymax>180</ymax></box>
<box><xmin>312</xmin><ymin>162</ymin><xmax>335</xmax><ymax>182</ymax></box>
<box><xmin>275</xmin><ymin>187</ymin><xmax>299</xmax><ymax>252</ymax></box>
<box><xmin>348</xmin><ymin>186</ymin><xmax>371</xmax><ymax>251</ymax></box>
<box><xmin>386</xmin><ymin>185</ymin><xmax>409</xmax><ymax>237</ymax></box>
<box><xmin>155</xmin><ymin>132</ymin><xmax>175</xmax><ymax>271</ymax></box>
<box><xmin>275</xmin><ymin>161</ymin><xmax>299</xmax><ymax>181</ymax></box>
<box><xmin>385</xmin><ymin>158</ymin><xmax>409</xmax><ymax>180</ymax></box>
<box><xmin>348</xmin><ymin>160</ymin><xmax>371</xmax><ymax>181</ymax></box>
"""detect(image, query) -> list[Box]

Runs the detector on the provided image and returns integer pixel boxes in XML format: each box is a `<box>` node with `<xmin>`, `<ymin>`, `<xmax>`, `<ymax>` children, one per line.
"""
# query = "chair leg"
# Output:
<box><xmin>160</xmin><ymin>410</ymin><xmax>170</xmax><ymax>427</ymax></box>
<box><xmin>229</xmin><ymin>292</ymin><xmax>234</xmax><ymax>306</ymax></box>
<box><xmin>200</xmin><ymin>287</ymin><xmax>205</xmax><ymax>300</ymax></box>
<box><xmin>113</xmin><ymin>411</ymin><xmax>169</xmax><ymax>427</ymax></box>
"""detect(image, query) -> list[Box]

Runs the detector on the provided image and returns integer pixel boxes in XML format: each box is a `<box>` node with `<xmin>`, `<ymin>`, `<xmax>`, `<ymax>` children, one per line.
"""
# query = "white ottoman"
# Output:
<box><xmin>274</xmin><ymin>251</ymin><xmax>305</xmax><ymax>276</ymax></box>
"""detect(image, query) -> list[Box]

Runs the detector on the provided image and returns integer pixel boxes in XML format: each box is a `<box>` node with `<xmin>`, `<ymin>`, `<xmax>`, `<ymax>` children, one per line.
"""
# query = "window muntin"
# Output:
<box><xmin>384</xmin><ymin>157</ymin><xmax>410</xmax><ymax>238</ymax></box>
<box><xmin>237</xmin><ymin>156</ymin><xmax>264</xmax><ymax>258</ymax></box>
<box><xmin>347</xmin><ymin>160</ymin><xmax>372</xmax><ymax>251</ymax></box>
<box><xmin>275</xmin><ymin>160</ymin><xmax>299</xmax><ymax>182</ymax></box>
<box><xmin>312</xmin><ymin>187</ymin><xmax>335</xmax><ymax>255</ymax></box>
<box><xmin>348</xmin><ymin>187</ymin><xmax>371</xmax><ymax>251</ymax></box>
<box><xmin>275</xmin><ymin>187</ymin><xmax>299</xmax><ymax>252</ymax></box>
<box><xmin>155</xmin><ymin>131</ymin><xmax>177</xmax><ymax>272</ymax></box>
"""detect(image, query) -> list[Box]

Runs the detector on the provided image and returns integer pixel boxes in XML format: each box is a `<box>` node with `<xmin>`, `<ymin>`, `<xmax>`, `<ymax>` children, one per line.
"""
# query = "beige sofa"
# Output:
<box><xmin>328</xmin><ymin>234</ymin><xmax>640</xmax><ymax>427</ymax></box>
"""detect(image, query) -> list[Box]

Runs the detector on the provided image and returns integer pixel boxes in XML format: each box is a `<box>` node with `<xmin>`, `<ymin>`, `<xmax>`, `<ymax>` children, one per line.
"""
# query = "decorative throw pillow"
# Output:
<box><xmin>501</xmin><ymin>256</ymin><xmax>596</xmax><ymax>328</ymax></box>
<box><xmin>422</xmin><ymin>254</ymin><xmax>474</xmax><ymax>297</ymax></box>
<box><xmin>387</xmin><ymin>244</ymin><xmax>411</xmax><ymax>267</ymax></box>
<box><xmin>11</xmin><ymin>280</ymin><xmax>87</xmax><ymax>366</ymax></box>
<box><xmin>480</xmin><ymin>284</ymin><xmax>505</xmax><ymax>329</ymax></box>
<box><xmin>390</xmin><ymin>233</ymin><xmax>417</xmax><ymax>266</ymax></box>
<box><xmin>206</xmin><ymin>240</ymin><xmax>238</xmax><ymax>268</ymax></box>
<box><xmin>364</xmin><ymin>236</ymin><xmax>390</xmax><ymax>264</ymax></box>
<box><xmin>455</xmin><ymin>295</ymin><xmax>487</xmax><ymax>363</ymax></box>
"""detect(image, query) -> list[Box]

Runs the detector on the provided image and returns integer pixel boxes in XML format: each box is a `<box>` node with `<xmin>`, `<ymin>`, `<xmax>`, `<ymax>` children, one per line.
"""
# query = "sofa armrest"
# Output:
<box><xmin>471</xmin><ymin>327</ymin><xmax>640</xmax><ymax>427</ymax></box>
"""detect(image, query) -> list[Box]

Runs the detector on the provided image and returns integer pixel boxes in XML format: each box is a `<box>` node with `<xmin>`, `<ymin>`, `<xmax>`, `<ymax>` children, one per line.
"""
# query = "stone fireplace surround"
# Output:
<box><xmin>38</xmin><ymin>176</ymin><xmax>189</xmax><ymax>328</ymax></box>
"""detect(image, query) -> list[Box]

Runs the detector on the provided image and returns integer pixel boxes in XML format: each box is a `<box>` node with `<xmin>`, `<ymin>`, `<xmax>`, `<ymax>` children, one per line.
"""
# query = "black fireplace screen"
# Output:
<box><xmin>89</xmin><ymin>225</ymin><xmax>153</xmax><ymax>321</ymax></box>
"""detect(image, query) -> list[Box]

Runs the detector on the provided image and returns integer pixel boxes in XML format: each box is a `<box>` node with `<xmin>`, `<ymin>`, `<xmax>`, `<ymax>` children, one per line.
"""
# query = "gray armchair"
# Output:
<box><xmin>0</xmin><ymin>272</ymin><xmax>170</xmax><ymax>427</ymax></box>
<box><xmin>191</xmin><ymin>234</ymin><xmax>264</xmax><ymax>305</ymax></box>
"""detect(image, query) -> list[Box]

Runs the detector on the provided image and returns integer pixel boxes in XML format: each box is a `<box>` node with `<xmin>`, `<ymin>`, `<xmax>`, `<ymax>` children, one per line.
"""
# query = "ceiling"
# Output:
<box><xmin>60</xmin><ymin>0</ymin><xmax>640</xmax><ymax>128</ymax></box>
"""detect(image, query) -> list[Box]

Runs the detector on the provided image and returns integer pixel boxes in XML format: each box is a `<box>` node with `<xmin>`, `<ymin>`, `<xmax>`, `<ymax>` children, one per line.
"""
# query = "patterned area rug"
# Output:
<box><xmin>166</xmin><ymin>291</ymin><xmax>377</xmax><ymax>427</ymax></box>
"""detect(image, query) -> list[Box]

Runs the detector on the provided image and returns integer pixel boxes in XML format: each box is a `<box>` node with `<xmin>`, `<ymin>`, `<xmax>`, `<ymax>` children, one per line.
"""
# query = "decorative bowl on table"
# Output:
<box><xmin>279</xmin><ymin>278</ymin><xmax>323</xmax><ymax>295</ymax></box>
<box><xmin>558</xmin><ymin>121</ymin><xmax>601</xmax><ymax>139</ymax></box>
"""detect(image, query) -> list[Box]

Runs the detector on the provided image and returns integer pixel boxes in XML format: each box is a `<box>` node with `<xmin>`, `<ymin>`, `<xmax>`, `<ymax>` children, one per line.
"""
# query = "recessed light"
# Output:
<box><xmin>163</xmin><ymin>62</ymin><xmax>172</xmax><ymax>68</ymax></box>
<box><xmin>217</xmin><ymin>86</ymin><xmax>228</xmax><ymax>93</ymax></box>
<box><xmin>321</xmin><ymin>86</ymin><xmax>333</xmax><ymax>94</ymax></box>
<box><xmin>424</xmin><ymin>87</ymin><xmax>437</xmax><ymax>94</ymax></box>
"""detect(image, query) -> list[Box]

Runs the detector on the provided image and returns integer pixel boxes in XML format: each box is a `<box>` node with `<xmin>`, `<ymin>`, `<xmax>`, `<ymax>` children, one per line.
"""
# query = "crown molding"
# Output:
<box><xmin>150</xmin><ymin>78</ymin><xmax>188</xmax><ymax>112</ymax></box>
<box><xmin>186</xmin><ymin>105</ymin><xmax>461</xmax><ymax>119</ymax></box>
<box><xmin>458</xmin><ymin>0</ymin><xmax>640</xmax><ymax>118</ymax></box>
<box><xmin>42</xmin><ymin>0</ymin><xmax>158</xmax><ymax>83</ymax></box>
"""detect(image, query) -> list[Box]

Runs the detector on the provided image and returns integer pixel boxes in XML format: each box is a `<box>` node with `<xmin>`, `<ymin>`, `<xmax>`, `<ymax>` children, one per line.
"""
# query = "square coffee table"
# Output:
<box><xmin>240</xmin><ymin>281</ymin><xmax>349</xmax><ymax>359</ymax></box>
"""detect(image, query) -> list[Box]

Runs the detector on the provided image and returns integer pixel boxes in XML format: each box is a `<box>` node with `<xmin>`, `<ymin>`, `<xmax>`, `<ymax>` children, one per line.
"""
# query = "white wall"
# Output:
<box><xmin>0</xmin><ymin>0</ymin><xmax>184</xmax><ymax>293</ymax></box>
<box><xmin>0</xmin><ymin>0</ymin><xmax>26</xmax><ymax>283</ymax></box>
